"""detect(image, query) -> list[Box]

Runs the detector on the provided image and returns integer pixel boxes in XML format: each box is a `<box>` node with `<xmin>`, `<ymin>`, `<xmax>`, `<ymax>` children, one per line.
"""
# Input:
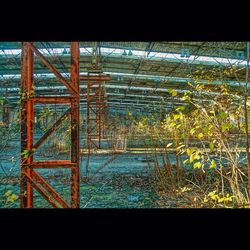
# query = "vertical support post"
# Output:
<box><xmin>86</xmin><ymin>80</ymin><xmax>91</xmax><ymax>178</ymax></box>
<box><xmin>97</xmin><ymin>82</ymin><xmax>102</xmax><ymax>148</ymax></box>
<box><xmin>20</xmin><ymin>42</ymin><xmax>81</xmax><ymax>208</ymax></box>
<box><xmin>70</xmin><ymin>42</ymin><xmax>80</xmax><ymax>208</ymax></box>
<box><xmin>2</xmin><ymin>105</ymin><xmax>10</xmax><ymax>128</ymax></box>
<box><xmin>20</xmin><ymin>42</ymin><xmax>34</xmax><ymax>208</ymax></box>
<box><xmin>86</xmin><ymin>80</ymin><xmax>107</xmax><ymax>151</ymax></box>
<box><xmin>85</xmin><ymin>78</ymin><xmax>108</xmax><ymax>178</ymax></box>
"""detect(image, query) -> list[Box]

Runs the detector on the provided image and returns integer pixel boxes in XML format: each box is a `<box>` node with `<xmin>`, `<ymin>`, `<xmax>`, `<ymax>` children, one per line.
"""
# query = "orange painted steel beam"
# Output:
<box><xmin>70</xmin><ymin>42</ymin><xmax>80</xmax><ymax>208</ymax></box>
<box><xmin>20</xmin><ymin>42</ymin><xmax>34</xmax><ymax>208</ymax></box>
<box><xmin>20</xmin><ymin>42</ymin><xmax>80</xmax><ymax>208</ymax></box>
<box><xmin>31</xmin><ymin>171</ymin><xmax>70</xmax><ymax>208</ymax></box>
<box><xmin>31</xmin><ymin>161</ymin><xmax>77</xmax><ymax>168</ymax></box>
<box><xmin>32</xmin><ymin>96</ymin><xmax>73</xmax><ymax>104</ymax></box>
<box><xmin>85</xmin><ymin>76</ymin><xmax>109</xmax><ymax>178</ymax></box>
<box><xmin>25</xmin><ymin>173</ymin><xmax>59</xmax><ymax>208</ymax></box>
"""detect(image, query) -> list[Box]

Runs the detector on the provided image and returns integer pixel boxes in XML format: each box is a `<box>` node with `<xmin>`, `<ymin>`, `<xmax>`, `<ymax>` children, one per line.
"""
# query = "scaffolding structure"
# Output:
<box><xmin>20</xmin><ymin>42</ymin><xmax>80</xmax><ymax>208</ymax></box>
<box><xmin>83</xmin><ymin>75</ymin><xmax>110</xmax><ymax>150</ymax></box>
<box><xmin>11</xmin><ymin>41</ymin><xmax>249</xmax><ymax>208</ymax></box>
<box><xmin>81</xmin><ymin>75</ymin><xmax>111</xmax><ymax>178</ymax></box>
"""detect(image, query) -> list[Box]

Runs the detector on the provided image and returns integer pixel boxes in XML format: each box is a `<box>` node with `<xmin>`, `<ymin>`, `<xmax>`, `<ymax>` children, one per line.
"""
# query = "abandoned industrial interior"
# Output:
<box><xmin>0</xmin><ymin>41</ymin><xmax>250</xmax><ymax>208</ymax></box>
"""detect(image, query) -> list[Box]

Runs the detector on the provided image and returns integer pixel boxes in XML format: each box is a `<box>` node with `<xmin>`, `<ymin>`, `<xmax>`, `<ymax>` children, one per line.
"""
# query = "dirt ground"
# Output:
<box><xmin>0</xmin><ymin>152</ymin><xmax>162</xmax><ymax>208</ymax></box>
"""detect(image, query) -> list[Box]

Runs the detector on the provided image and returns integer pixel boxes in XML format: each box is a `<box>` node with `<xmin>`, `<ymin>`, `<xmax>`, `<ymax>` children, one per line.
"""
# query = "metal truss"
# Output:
<box><xmin>20</xmin><ymin>42</ymin><xmax>80</xmax><ymax>208</ymax></box>
<box><xmin>80</xmin><ymin>75</ymin><xmax>110</xmax><ymax>178</ymax></box>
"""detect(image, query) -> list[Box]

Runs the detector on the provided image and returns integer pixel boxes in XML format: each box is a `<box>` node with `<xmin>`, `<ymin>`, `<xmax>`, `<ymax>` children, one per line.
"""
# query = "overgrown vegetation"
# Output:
<box><xmin>131</xmin><ymin>66</ymin><xmax>250</xmax><ymax>208</ymax></box>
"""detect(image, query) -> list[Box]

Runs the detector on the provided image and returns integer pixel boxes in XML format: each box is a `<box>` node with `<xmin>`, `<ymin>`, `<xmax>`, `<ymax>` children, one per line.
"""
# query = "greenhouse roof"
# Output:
<box><xmin>0</xmin><ymin>42</ymin><xmax>249</xmax><ymax>113</ymax></box>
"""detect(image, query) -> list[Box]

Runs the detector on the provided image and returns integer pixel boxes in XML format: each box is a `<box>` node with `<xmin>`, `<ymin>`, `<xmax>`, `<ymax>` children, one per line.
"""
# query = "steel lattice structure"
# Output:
<box><xmin>20</xmin><ymin>42</ymin><xmax>80</xmax><ymax>208</ymax></box>
<box><xmin>0</xmin><ymin>41</ymin><xmax>246</xmax><ymax>207</ymax></box>
<box><xmin>83</xmin><ymin>75</ymin><xmax>110</xmax><ymax>150</ymax></box>
<box><xmin>81</xmin><ymin>75</ymin><xmax>111</xmax><ymax>178</ymax></box>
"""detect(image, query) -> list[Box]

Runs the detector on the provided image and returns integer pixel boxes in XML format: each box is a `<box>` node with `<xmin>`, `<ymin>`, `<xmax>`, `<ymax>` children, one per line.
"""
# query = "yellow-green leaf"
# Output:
<box><xmin>190</xmin><ymin>128</ymin><xmax>196</xmax><ymax>135</ymax></box>
<box><xmin>176</xmin><ymin>106</ymin><xmax>185</xmax><ymax>111</ymax></box>
<box><xmin>221</xmin><ymin>123</ymin><xmax>230</xmax><ymax>132</ymax></box>
<box><xmin>7</xmin><ymin>194</ymin><xmax>18</xmax><ymax>203</ymax></box>
<box><xmin>171</xmin><ymin>89</ymin><xmax>178</xmax><ymax>97</ymax></box>
<box><xmin>190</xmin><ymin>154</ymin><xmax>195</xmax><ymax>163</ymax></box>
<box><xmin>209</xmin><ymin>142</ymin><xmax>214</xmax><ymax>151</ymax></box>
<box><xmin>169</xmin><ymin>122</ymin><xmax>176</xmax><ymax>128</ymax></box>
<box><xmin>204</xmin><ymin>197</ymin><xmax>209</xmax><ymax>203</ymax></box>
<box><xmin>197</xmin><ymin>133</ymin><xmax>204</xmax><ymax>139</ymax></box>
<box><xmin>187</xmin><ymin>148</ymin><xmax>195</xmax><ymax>156</ymax></box>
<box><xmin>4</xmin><ymin>190</ymin><xmax>12</xmax><ymax>197</ymax></box>
<box><xmin>193</xmin><ymin>161</ymin><xmax>201</xmax><ymax>169</ymax></box>
<box><xmin>173</xmin><ymin>114</ymin><xmax>181</xmax><ymax>120</ymax></box>
<box><xmin>219</xmin><ymin>111</ymin><xmax>227</xmax><ymax>119</ymax></box>
<box><xmin>209</xmin><ymin>159</ymin><xmax>217</xmax><ymax>169</ymax></box>
<box><xmin>176</xmin><ymin>124</ymin><xmax>182</xmax><ymax>129</ymax></box>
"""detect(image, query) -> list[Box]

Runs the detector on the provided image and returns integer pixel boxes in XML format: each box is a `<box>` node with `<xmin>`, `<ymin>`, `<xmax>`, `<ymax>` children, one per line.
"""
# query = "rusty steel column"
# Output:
<box><xmin>96</xmin><ymin>81</ymin><xmax>102</xmax><ymax>148</ymax></box>
<box><xmin>86</xmin><ymin>79</ymin><xmax>108</xmax><ymax>150</ymax></box>
<box><xmin>20</xmin><ymin>42</ymin><xmax>34</xmax><ymax>208</ymax></box>
<box><xmin>20</xmin><ymin>42</ymin><xmax>81</xmax><ymax>208</ymax></box>
<box><xmin>84</xmin><ymin>76</ymin><xmax>110</xmax><ymax>178</ymax></box>
<box><xmin>70</xmin><ymin>42</ymin><xmax>80</xmax><ymax>208</ymax></box>
<box><xmin>2</xmin><ymin>105</ymin><xmax>10</xmax><ymax>128</ymax></box>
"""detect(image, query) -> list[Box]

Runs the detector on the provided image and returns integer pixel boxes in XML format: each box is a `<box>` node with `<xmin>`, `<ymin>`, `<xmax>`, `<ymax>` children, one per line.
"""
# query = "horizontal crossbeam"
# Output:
<box><xmin>31</xmin><ymin>161</ymin><xmax>77</xmax><ymax>168</ymax></box>
<box><xmin>32</xmin><ymin>96</ymin><xmax>73</xmax><ymax>104</ymax></box>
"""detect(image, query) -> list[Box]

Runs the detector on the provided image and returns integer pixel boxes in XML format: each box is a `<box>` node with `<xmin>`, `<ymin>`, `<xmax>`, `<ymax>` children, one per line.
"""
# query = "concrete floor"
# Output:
<box><xmin>0</xmin><ymin>137</ymin><xmax>162</xmax><ymax>208</ymax></box>
<box><xmin>1</xmin><ymin>136</ymin><xmax>246</xmax><ymax>208</ymax></box>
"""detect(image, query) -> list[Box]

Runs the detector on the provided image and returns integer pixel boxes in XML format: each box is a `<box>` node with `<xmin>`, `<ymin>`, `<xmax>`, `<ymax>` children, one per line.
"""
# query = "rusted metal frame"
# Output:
<box><xmin>97</xmin><ymin>85</ymin><xmax>102</xmax><ymax>148</ymax></box>
<box><xmin>90</xmin><ymin>105</ymin><xmax>98</xmax><ymax>113</ymax></box>
<box><xmin>99</xmin><ymin>85</ymin><xmax>107</xmax><ymax>139</ymax></box>
<box><xmin>31</xmin><ymin>161</ymin><xmax>77</xmax><ymax>168</ymax></box>
<box><xmin>86</xmin><ymin>80</ymin><xmax>92</xmax><ymax>149</ymax></box>
<box><xmin>32</xmin><ymin>96</ymin><xmax>73</xmax><ymax>104</ymax></box>
<box><xmin>21</xmin><ymin>42</ymin><xmax>80</xmax><ymax>208</ymax></box>
<box><xmin>87</xmin><ymin>80</ymin><xmax>106</xmax><ymax>149</ymax></box>
<box><xmin>87</xmin><ymin>81</ymin><xmax>97</xmax><ymax>148</ymax></box>
<box><xmin>2</xmin><ymin>104</ymin><xmax>10</xmax><ymax>128</ymax></box>
<box><xmin>33</xmin><ymin>108</ymin><xmax>71</xmax><ymax>151</ymax></box>
<box><xmin>25</xmin><ymin>173</ymin><xmax>59</xmax><ymax>208</ymax></box>
<box><xmin>89</xmin><ymin>139</ymin><xmax>100</xmax><ymax>149</ymax></box>
<box><xmin>85</xmin><ymin>81</ymin><xmax>91</xmax><ymax>178</ymax></box>
<box><xmin>85</xmin><ymin>76</ymin><xmax>108</xmax><ymax>177</ymax></box>
<box><xmin>88</xmin><ymin>96</ymin><xmax>103</xmax><ymax>102</ymax></box>
<box><xmin>70</xmin><ymin>42</ymin><xmax>80</xmax><ymax>208</ymax></box>
<box><xmin>101</xmin><ymin>102</ymin><xmax>106</xmax><ymax>138</ymax></box>
<box><xmin>30</xmin><ymin>171</ymin><xmax>69</xmax><ymax>208</ymax></box>
<box><xmin>98</xmin><ymin>85</ymin><xmax>107</xmax><ymax>144</ymax></box>
<box><xmin>88</xmin><ymin>118</ymin><xmax>99</xmax><ymax>149</ymax></box>
<box><xmin>29</xmin><ymin>43</ymin><xmax>79</xmax><ymax>97</ymax></box>
<box><xmin>20</xmin><ymin>42</ymin><xmax>34</xmax><ymax>208</ymax></box>
<box><xmin>101</xmin><ymin>105</ymin><xmax>106</xmax><ymax>139</ymax></box>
